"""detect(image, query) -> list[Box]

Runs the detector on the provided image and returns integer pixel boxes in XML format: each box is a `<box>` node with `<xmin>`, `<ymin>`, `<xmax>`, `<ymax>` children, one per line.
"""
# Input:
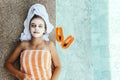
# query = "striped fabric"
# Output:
<box><xmin>20</xmin><ymin>50</ymin><xmax>52</xmax><ymax>80</ymax></box>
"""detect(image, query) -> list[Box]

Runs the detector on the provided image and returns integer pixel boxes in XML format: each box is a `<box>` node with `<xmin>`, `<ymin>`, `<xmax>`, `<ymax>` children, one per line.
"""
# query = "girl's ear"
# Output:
<box><xmin>43</xmin><ymin>31</ymin><xmax>46</xmax><ymax>35</ymax></box>
<box><xmin>43</xmin><ymin>28</ymin><xmax>47</xmax><ymax>34</ymax></box>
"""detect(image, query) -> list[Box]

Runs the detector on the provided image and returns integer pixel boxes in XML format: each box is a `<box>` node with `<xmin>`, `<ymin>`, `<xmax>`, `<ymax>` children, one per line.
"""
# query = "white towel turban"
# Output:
<box><xmin>20</xmin><ymin>3</ymin><xmax>54</xmax><ymax>41</ymax></box>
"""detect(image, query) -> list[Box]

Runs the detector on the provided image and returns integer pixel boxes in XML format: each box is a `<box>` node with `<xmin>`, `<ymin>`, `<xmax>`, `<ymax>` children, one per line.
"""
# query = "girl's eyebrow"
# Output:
<box><xmin>31</xmin><ymin>23</ymin><xmax>36</xmax><ymax>24</ymax></box>
<box><xmin>31</xmin><ymin>23</ymin><xmax>43</xmax><ymax>25</ymax></box>
<box><xmin>31</xmin><ymin>23</ymin><xmax>35</xmax><ymax>24</ymax></box>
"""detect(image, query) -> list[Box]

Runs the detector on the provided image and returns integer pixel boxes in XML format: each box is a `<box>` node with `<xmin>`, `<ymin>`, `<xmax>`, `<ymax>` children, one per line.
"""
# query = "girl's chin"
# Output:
<box><xmin>31</xmin><ymin>34</ymin><xmax>42</xmax><ymax>38</ymax></box>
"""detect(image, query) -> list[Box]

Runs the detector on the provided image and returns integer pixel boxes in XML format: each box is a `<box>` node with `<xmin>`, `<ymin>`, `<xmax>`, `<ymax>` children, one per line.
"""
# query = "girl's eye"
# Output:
<box><xmin>31</xmin><ymin>24</ymin><xmax>36</xmax><ymax>27</ymax></box>
<box><xmin>39</xmin><ymin>25</ymin><xmax>43</xmax><ymax>28</ymax></box>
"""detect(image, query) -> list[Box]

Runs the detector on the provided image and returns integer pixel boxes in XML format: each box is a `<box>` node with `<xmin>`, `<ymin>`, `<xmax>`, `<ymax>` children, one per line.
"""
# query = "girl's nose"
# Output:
<box><xmin>35</xmin><ymin>26</ymin><xmax>39</xmax><ymax>31</ymax></box>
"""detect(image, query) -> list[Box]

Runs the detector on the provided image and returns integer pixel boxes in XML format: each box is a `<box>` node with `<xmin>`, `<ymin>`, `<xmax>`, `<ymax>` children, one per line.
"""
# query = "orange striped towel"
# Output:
<box><xmin>20</xmin><ymin>50</ymin><xmax>52</xmax><ymax>80</ymax></box>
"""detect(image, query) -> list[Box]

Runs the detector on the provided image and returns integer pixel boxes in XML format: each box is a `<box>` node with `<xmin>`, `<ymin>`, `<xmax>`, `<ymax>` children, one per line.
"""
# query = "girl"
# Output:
<box><xmin>5</xmin><ymin>4</ymin><xmax>61</xmax><ymax>80</ymax></box>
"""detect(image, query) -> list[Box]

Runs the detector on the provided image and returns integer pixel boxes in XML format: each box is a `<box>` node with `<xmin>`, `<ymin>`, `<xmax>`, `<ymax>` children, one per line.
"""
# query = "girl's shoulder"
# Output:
<box><xmin>44</xmin><ymin>41</ymin><xmax>56</xmax><ymax>51</ymax></box>
<box><xmin>44</xmin><ymin>40</ymin><xmax>55</xmax><ymax>46</ymax></box>
<box><xmin>20</xmin><ymin>41</ymin><xmax>30</xmax><ymax>49</ymax></box>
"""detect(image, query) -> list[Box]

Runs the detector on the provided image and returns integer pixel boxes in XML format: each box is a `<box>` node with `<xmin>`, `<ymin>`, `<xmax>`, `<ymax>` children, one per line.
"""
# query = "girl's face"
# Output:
<box><xmin>30</xmin><ymin>18</ymin><xmax>46</xmax><ymax>38</ymax></box>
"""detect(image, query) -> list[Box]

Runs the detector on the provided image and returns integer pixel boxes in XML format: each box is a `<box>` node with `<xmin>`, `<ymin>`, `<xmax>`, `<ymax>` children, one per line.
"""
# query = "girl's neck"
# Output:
<box><xmin>30</xmin><ymin>37</ymin><xmax>44</xmax><ymax>46</ymax></box>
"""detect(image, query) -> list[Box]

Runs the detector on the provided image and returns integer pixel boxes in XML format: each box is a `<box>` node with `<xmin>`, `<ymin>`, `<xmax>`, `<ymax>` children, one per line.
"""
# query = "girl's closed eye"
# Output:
<box><xmin>31</xmin><ymin>24</ymin><xmax>36</xmax><ymax>28</ymax></box>
<box><xmin>39</xmin><ymin>25</ymin><xmax>43</xmax><ymax>28</ymax></box>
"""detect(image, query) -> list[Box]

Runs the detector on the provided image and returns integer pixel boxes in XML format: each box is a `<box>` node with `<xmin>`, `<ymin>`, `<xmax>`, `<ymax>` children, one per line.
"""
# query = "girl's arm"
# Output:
<box><xmin>49</xmin><ymin>41</ymin><xmax>61</xmax><ymax>80</ymax></box>
<box><xmin>4</xmin><ymin>42</ymin><xmax>31</xmax><ymax>79</ymax></box>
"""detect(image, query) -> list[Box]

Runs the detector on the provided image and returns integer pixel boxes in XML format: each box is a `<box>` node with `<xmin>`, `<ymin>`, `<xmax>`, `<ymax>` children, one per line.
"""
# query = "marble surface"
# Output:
<box><xmin>0</xmin><ymin>0</ymin><xmax>55</xmax><ymax>80</ymax></box>
<box><xmin>56</xmin><ymin>0</ymin><xmax>111</xmax><ymax>80</ymax></box>
<box><xmin>56</xmin><ymin>0</ymin><xmax>93</xmax><ymax>80</ymax></box>
<box><xmin>91</xmin><ymin>0</ymin><xmax>110</xmax><ymax>80</ymax></box>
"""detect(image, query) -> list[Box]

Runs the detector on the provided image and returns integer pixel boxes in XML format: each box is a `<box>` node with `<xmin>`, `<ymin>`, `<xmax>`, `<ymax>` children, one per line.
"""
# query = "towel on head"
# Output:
<box><xmin>20</xmin><ymin>3</ymin><xmax>54</xmax><ymax>41</ymax></box>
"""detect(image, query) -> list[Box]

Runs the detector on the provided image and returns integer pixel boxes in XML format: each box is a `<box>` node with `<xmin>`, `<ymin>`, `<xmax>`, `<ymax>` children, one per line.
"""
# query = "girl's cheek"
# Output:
<box><xmin>37</xmin><ymin>27</ymin><xmax>44</xmax><ymax>32</ymax></box>
<box><xmin>30</xmin><ymin>27</ymin><xmax>35</xmax><ymax>33</ymax></box>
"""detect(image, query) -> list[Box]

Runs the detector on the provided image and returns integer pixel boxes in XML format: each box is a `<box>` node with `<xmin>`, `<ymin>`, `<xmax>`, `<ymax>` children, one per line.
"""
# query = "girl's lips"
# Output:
<box><xmin>34</xmin><ymin>32</ymin><xmax>40</xmax><ymax>34</ymax></box>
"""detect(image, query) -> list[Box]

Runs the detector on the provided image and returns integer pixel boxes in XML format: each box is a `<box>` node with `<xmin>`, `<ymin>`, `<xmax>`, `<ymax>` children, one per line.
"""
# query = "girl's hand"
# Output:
<box><xmin>18</xmin><ymin>73</ymin><xmax>32</xmax><ymax>80</ymax></box>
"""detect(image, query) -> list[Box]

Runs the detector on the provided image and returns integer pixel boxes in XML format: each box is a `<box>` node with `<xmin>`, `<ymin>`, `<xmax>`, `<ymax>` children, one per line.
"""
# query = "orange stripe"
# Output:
<box><xmin>48</xmin><ymin>52</ymin><xmax>52</xmax><ymax>79</ymax></box>
<box><xmin>25</xmin><ymin>51</ymin><xmax>31</xmax><ymax>75</ymax></box>
<box><xmin>38</xmin><ymin>51</ymin><xmax>45</xmax><ymax>80</ymax></box>
<box><xmin>30</xmin><ymin>51</ymin><xmax>39</xmax><ymax>79</ymax></box>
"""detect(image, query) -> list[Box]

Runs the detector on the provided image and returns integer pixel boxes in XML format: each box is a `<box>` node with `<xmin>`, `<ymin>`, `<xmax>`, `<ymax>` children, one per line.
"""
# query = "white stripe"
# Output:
<box><xmin>48</xmin><ymin>52</ymin><xmax>51</xmax><ymax>77</ymax></box>
<box><xmin>22</xmin><ymin>51</ymin><xmax>27</xmax><ymax>73</ymax></box>
<box><xmin>35</xmin><ymin>50</ymin><xmax>41</xmax><ymax>80</ymax></box>
<box><xmin>29</xmin><ymin>51</ymin><xmax>35</xmax><ymax>80</ymax></box>
<box><xmin>46</xmin><ymin>51</ymin><xmax>50</xmax><ymax>78</ymax></box>
<box><xmin>46</xmin><ymin>51</ymin><xmax>49</xmax><ymax>69</ymax></box>
<box><xmin>41</xmin><ymin>50</ymin><xmax>47</xmax><ymax>80</ymax></box>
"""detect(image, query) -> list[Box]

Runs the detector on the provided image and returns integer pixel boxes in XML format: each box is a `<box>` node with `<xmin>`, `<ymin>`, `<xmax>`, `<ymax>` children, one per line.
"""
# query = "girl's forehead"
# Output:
<box><xmin>31</xmin><ymin>18</ymin><xmax>45</xmax><ymax>24</ymax></box>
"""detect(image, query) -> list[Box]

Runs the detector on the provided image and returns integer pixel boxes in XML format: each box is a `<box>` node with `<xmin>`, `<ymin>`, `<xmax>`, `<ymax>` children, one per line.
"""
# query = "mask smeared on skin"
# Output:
<box><xmin>30</xmin><ymin>18</ymin><xmax>45</xmax><ymax>38</ymax></box>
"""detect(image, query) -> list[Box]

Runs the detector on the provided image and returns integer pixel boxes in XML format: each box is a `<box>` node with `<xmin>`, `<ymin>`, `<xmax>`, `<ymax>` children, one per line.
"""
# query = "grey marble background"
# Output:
<box><xmin>0</xmin><ymin>0</ymin><xmax>55</xmax><ymax>80</ymax></box>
